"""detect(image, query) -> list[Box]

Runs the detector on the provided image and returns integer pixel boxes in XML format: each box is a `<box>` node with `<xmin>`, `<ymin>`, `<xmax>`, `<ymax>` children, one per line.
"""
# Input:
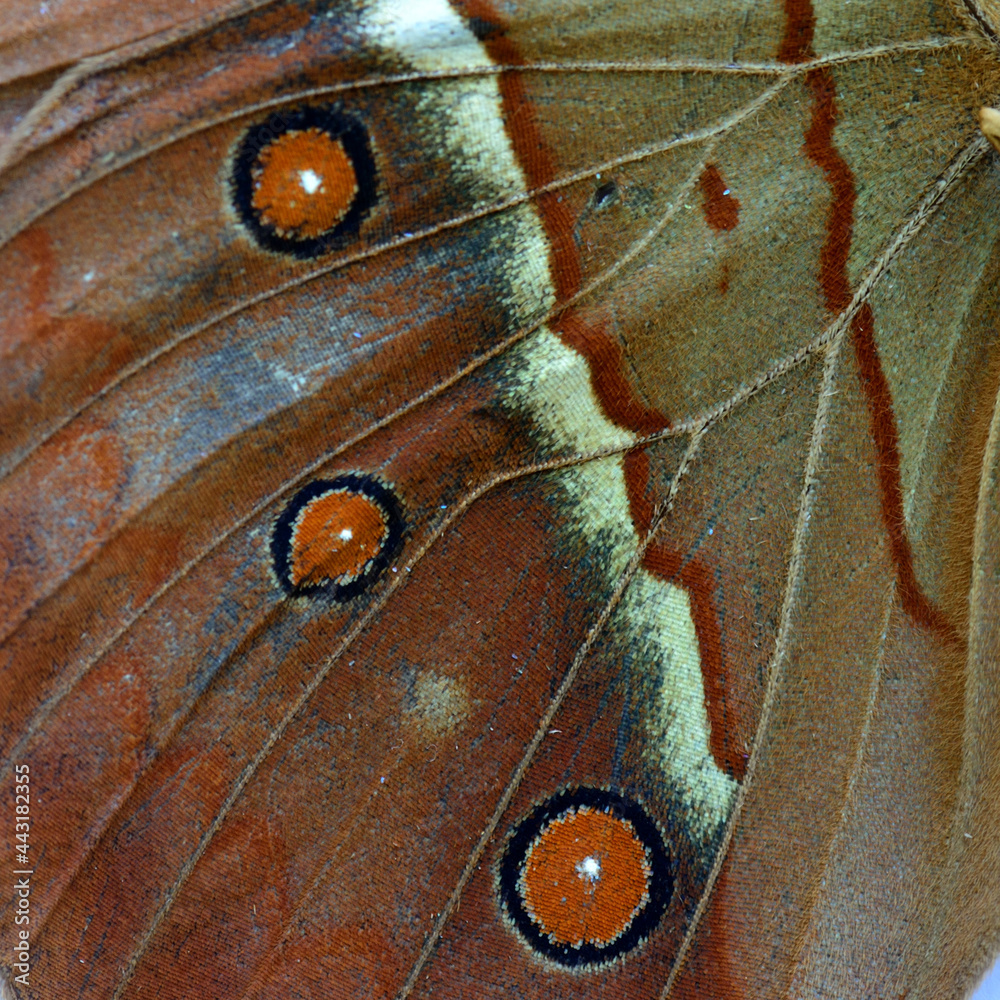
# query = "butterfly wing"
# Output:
<box><xmin>0</xmin><ymin>0</ymin><xmax>999</xmax><ymax>997</ymax></box>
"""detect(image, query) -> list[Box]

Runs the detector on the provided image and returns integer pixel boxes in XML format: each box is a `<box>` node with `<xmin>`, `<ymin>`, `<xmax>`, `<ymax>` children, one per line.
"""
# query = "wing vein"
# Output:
<box><xmin>104</xmin><ymin>439</ymin><xmax>680</xmax><ymax>998</ymax></box>
<box><xmin>1</xmin><ymin>74</ymin><xmax>786</xmax><ymax>484</ymax></box>
<box><xmin>394</xmin><ymin>428</ymin><xmax>709</xmax><ymax>1000</ymax></box>
<box><xmin>657</xmin><ymin>128</ymin><xmax>988</xmax><ymax>1000</ymax></box>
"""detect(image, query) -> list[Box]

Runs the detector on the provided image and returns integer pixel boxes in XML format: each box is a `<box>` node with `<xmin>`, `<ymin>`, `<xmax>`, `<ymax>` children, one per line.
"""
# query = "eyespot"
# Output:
<box><xmin>231</xmin><ymin>106</ymin><xmax>377</xmax><ymax>258</ymax></box>
<box><xmin>498</xmin><ymin>787</ymin><xmax>672</xmax><ymax>968</ymax></box>
<box><xmin>271</xmin><ymin>475</ymin><xmax>403</xmax><ymax>599</ymax></box>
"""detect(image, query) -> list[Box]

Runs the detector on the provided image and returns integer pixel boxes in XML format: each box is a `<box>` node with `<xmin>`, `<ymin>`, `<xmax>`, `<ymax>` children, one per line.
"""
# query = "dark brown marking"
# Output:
<box><xmin>790</xmin><ymin>25</ymin><xmax>956</xmax><ymax>641</ymax></box>
<box><xmin>802</xmin><ymin>68</ymin><xmax>854</xmax><ymax>314</ymax></box>
<box><xmin>778</xmin><ymin>0</ymin><xmax>816</xmax><ymax>64</ymax></box>
<box><xmin>467</xmin><ymin>15</ymin><xmax>502</xmax><ymax>41</ymax></box>
<box><xmin>556</xmin><ymin>312</ymin><xmax>669</xmax><ymax>437</ymax></box>
<box><xmin>243</xmin><ymin>3</ymin><xmax>311</xmax><ymax>39</ymax></box>
<box><xmin>623</xmin><ymin>448</ymin><xmax>745</xmax><ymax>781</ymax></box>
<box><xmin>459</xmin><ymin>1</ymin><xmax>673</xmax><ymax>445</ymax></box>
<box><xmin>623</xmin><ymin>449</ymin><xmax>655</xmax><ymax>532</ymax></box>
<box><xmin>851</xmin><ymin>306</ymin><xmax>958</xmax><ymax>639</ymax></box>
<box><xmin>644</xmin><ymin>545</ymin><xmax>745</xmax><ymax>782</ymax></box>
<box><xmin>699</xmin><ymin>165</ymin><xmax>740</xmax><ymax>233</ymax></box>
<box><xmin>718</xmin><ymin>262</ymin><xmax>730</xmax><ymax>296</ymax></box>
<box><xmin>459</xmin><ymin>0</ymin><xmax>580</xmax><ymax>301</ymax></box>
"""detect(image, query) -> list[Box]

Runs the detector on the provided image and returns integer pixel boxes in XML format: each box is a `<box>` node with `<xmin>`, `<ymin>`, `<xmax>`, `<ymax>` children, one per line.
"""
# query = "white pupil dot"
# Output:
<box><xmin>576</xmin><ymin>855</ymin><xmax>601</xmax><ymax>882</ymax></box>
<box><xmin>339</xmin><ymin>528</ymin><xmax>353</xmax><ymax>541</ymax></box>
<box><xmin>299</xmin><ymin>168</ymin><xmax>323</xmax><ymax>195</ymax></box>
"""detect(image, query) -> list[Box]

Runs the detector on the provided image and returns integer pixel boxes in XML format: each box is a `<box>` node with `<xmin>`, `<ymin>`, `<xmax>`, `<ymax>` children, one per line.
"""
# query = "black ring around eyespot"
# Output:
<box><xmin>231</xmin><ymin>105</ymin><xmax>377</xmax><ymax>259</ymax></box>
<box><xmin>271</xmin><ymin>474</ymin><xmax>404</xmax><ymax>600</ymax></box>
<box><xmin>498</xmin><ymin>786</ymin><xmax>673</xmax><ymax>968</ymax></box>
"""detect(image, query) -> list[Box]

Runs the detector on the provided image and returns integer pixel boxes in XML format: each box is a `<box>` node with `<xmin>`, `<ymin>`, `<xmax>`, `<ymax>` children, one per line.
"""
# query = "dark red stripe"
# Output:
<box><xmin>699</xmin><ymin>164</ymin><xmax>741</xmax><ymax>233</ymax></box>
<box><xmin>458</xmin><ymin>0</ymin><xmax>674</xmax><ymax>437</ymax></box>
<box><xmin>779</xmin><ymin>0</ymin><xmax>816</xmax><ymax>64</ymax></box>
<box><xmin>556</xmin><ymin>312</ymin><xmax>669</xmax><ymax>437</ymax></box>
<box><xmin>851</xmin><ymin>306</ymin><xmax>958</xmax><ymax>638</ymax></box>
<box><xmin>644</xmin><ymin>544</ymin><xmax>746</xmax><ymax>782</ymax></box>
<box><xmin>787</xmin><ymin>19</ymin><xmax>955</xmax><ymax>640</ymax></box>
<box><xmin>457</xmin><ymin>0</ymin><xmax>580</xmax><ymax>300</ymax></box>
<box><xmin>623</xmin><ymin>448</ymin><xmax>654</xmax><ymax>533</ymax></box>
<box><xmin>802</xmin><ymin>68</ymin><xmax>854</xmax><ymax>313</ymax></box>
<box><xmin>623</xmin><ymin>449</ymin><xmax>743</xmax><ymax>780</ymax></box>
<box><xmin>460</xmin><ymin>1</ymin><xmax>733</xmax><ymax>781</ymax></box>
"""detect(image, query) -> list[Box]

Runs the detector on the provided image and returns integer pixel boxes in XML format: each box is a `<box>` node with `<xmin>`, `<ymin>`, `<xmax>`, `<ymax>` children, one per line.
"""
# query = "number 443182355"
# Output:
<box><xmin>14</xmin><ymin>764</ymin><xmax>29</xmax><ymax>867</ymax></box>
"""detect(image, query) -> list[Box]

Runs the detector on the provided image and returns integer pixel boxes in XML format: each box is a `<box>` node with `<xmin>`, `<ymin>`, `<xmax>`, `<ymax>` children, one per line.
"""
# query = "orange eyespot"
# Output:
<box><xmin>520</xmin><ymin>806</ymin><xmax>651</xmax><ymax>948</ymax></box>
<box><xmin>272</xmin><ymin>475</ymin><xmax>404</xmax><ymax>600</ymax></box>
<box><xmin>251</xmin><ymin>128</ymin><xmax>359</xmax><ymax>240</ymax></box>
<box><xmin>232</xmin><ymin>106</ymin><xmax>376</xmax><ymax>259</ymax></box>
<box><xmin>289</xmin><ymin>488</ymin><xmax>387</xmax><ymax>589</ymax></box>
<box><xmin>499</xmin><ymin>788</ymin><xmax>672</xmax><ymax>968</ymax></box>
